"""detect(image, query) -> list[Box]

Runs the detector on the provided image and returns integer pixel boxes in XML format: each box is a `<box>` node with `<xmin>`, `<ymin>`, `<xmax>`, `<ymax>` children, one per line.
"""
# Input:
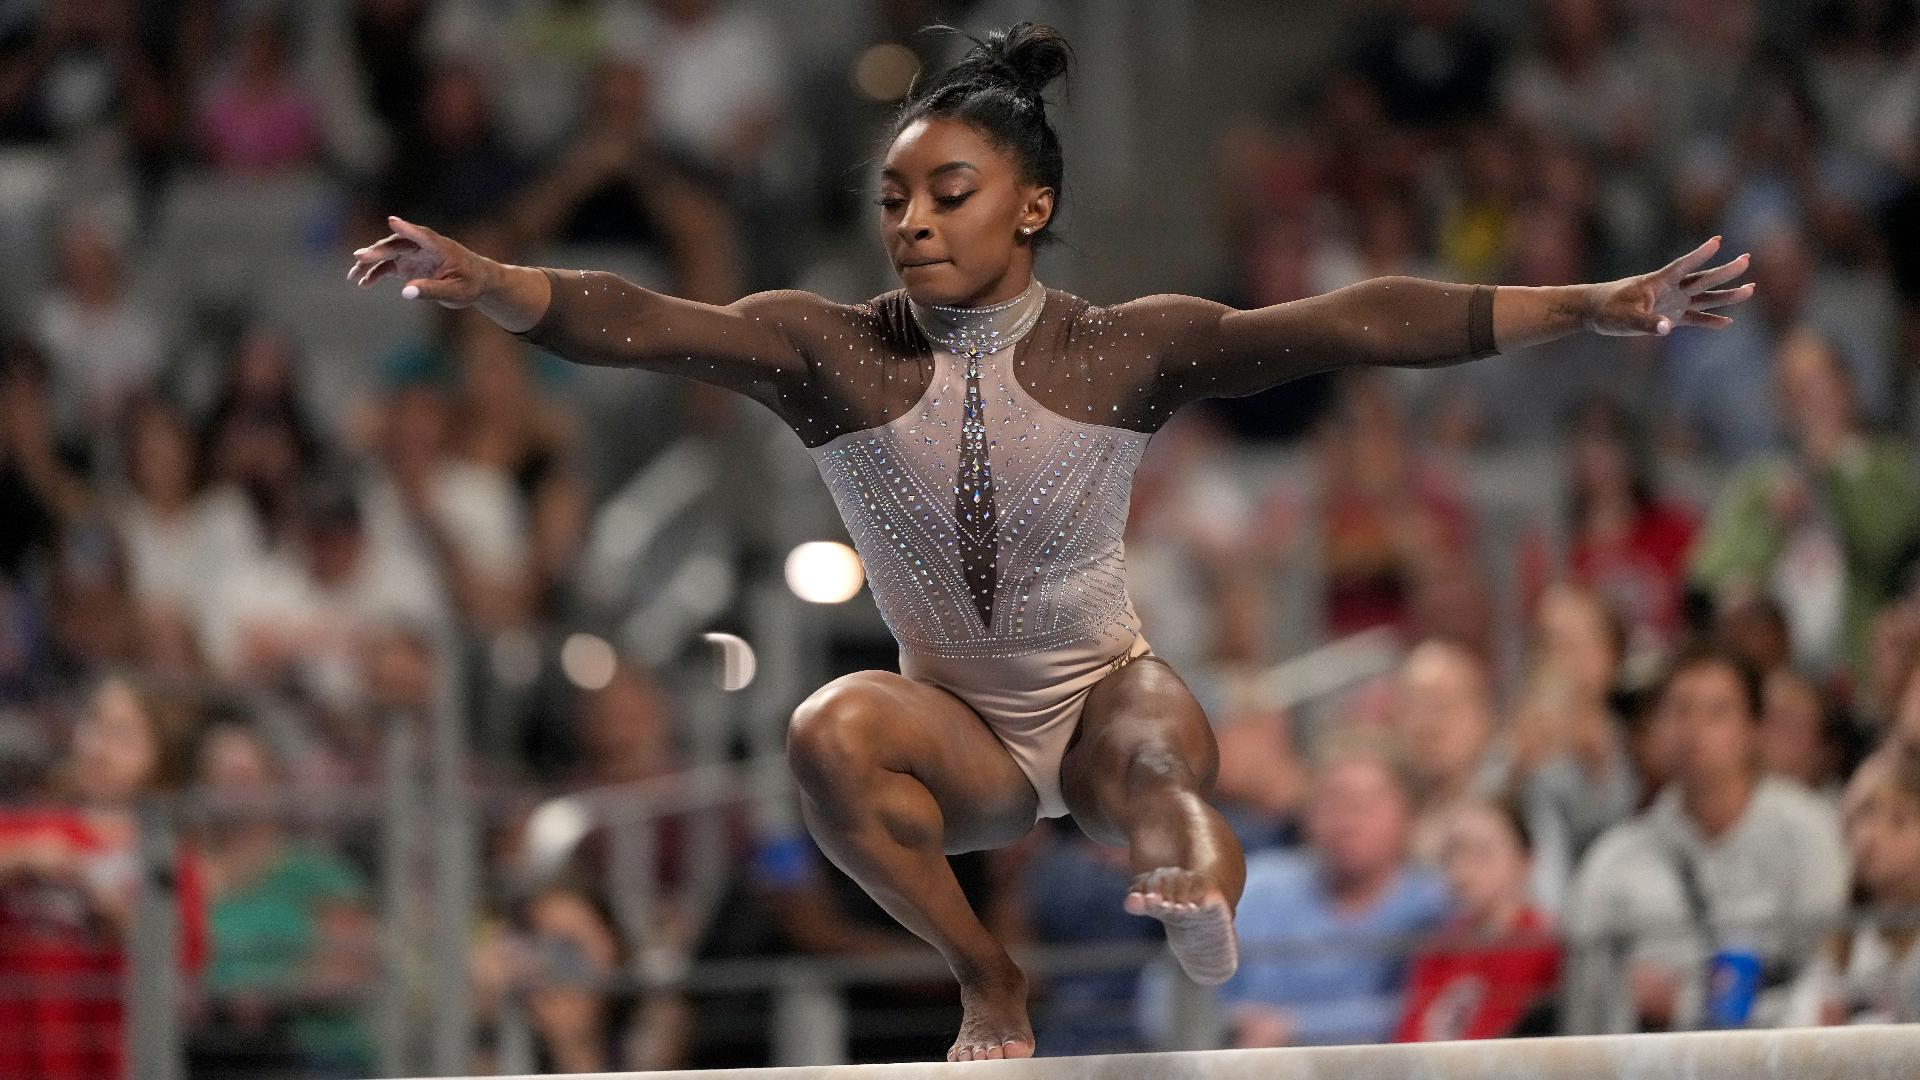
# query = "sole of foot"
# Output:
<box><xmin>1124</xmin><ymin>867</ymin><xmax>1239</xmax><ymax>985</ymax></box>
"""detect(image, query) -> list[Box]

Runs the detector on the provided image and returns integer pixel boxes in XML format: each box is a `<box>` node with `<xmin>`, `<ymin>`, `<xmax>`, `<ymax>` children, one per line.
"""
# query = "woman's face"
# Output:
<box><xmin>1537</xmin><ymin>587</ymin><xmax>1618</xmax><ymax>699</ymax></box>
<box><xmin>73</xmin><ymin>679</ymin><xmax>161</xmax><ymax>804</ymax></box>
<box><xmin>878</xmin><ymin>116</ymin><xmax>1052</xmax><ymax>306</ymax></box>
<box><xmin>1440</xmin><ymin>804</ymin><xmax>1531</xmax><ymax>921</ymax></box>
<box><xmin>1845</xmin><ymin>772</ymin><xmax>1920</xmax><ymax>903</ymax></box>
<box><xmin>196</xmin><ymin>726</ymin><xmax>274</xmax><ymax>793</ymax></box>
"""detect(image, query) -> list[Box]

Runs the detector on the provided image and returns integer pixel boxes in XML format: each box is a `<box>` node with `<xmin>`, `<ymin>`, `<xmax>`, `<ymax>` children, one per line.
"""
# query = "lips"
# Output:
<box><xmin>900</xmin><ymin>258</ymin><xmax>947</xmax><ymax>268</ymax></box>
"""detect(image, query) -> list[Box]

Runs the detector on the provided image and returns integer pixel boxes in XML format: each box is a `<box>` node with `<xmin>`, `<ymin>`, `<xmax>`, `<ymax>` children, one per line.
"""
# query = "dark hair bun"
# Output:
<box><xmin>950</xmin><ymin>21</ymin><xmax>1072</xmax><ymax>100</ymax></box>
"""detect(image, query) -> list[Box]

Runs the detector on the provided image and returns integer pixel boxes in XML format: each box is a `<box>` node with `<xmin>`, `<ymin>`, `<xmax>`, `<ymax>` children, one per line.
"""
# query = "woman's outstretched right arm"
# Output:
<box><xmin>347</xmin><ymin>215</ymin><xmax>810</xmax><ymax>396</ymax></box>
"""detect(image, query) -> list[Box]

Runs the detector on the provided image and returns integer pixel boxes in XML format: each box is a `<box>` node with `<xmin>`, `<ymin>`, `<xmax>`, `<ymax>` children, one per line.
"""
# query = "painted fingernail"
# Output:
<box><xmin>402</xmin><ymin>285</ymin><xmax>420</xmax><ymax>300</ymax></box>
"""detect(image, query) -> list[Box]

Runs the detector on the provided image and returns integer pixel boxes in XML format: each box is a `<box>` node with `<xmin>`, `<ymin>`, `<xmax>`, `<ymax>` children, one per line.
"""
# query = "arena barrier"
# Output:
<box><xmin>411</xmin><ymin>1024</ymin><xmax>1920</xmax><ymax>1079</ymax></box>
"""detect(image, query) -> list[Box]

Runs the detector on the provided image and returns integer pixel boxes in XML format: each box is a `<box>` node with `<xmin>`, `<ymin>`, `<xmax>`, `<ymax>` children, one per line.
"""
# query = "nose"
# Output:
<box><xmin>895</xmin><ymin>199</ymin><xmax>933</xmax><ymax>245</ymax></box>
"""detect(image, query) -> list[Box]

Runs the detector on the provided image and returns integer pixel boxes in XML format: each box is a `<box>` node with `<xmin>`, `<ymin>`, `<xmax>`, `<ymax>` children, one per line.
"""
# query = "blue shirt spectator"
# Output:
<box><xmin>1220</xmin><ymin>849</ymin><xmax>1449</xmax><ymax>1045</ymax></box>
<box><xmin>1174</xmin><ymin>733</ymin><xmax>1452</xmax><ymax>1048</ymax></box>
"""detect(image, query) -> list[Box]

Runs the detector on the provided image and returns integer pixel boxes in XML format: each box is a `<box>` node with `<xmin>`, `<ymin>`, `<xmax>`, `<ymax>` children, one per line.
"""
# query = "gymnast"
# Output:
<box><xmin>345</xmin><ymin>21</ymin><xmax>1753</xmax><ymax>1061</ymax></box>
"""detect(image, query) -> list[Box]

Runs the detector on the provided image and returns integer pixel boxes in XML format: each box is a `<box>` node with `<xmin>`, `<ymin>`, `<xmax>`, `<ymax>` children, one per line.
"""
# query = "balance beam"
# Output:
<box><xmin>447</xmin><ymin>1024</ymin><xmax>1920</xmax><ymax>1079</ymax></box>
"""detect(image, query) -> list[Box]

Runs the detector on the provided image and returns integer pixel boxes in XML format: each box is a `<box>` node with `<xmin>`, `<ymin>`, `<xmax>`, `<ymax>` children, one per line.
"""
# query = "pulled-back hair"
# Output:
<box><xmin>894</xmin><ymin>22</ymin><xmax>1073</xmax><ymax>246</ymax></box>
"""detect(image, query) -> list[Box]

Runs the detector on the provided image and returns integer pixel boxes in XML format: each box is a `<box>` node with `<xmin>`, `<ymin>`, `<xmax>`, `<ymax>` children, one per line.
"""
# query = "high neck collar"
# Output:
<box><xmin>906</xmin><ymin>276</ymin><xmax>1047</xmax><ymax>357</ymax></box>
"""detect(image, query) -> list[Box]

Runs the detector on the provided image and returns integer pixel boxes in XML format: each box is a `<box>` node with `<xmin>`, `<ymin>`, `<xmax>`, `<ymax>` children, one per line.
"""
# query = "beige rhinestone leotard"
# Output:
<box><xmin>513</xmin><ymin>267</ymin><xmax>1498</xmax><ymax>818</ymax></box>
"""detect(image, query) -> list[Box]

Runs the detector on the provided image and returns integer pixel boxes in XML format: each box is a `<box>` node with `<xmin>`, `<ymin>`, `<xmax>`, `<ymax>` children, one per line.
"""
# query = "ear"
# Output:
<box><xmin>1018</xmin><ymin>186</ymin><xmax>1056</xmax><ymax>236</ymax></box>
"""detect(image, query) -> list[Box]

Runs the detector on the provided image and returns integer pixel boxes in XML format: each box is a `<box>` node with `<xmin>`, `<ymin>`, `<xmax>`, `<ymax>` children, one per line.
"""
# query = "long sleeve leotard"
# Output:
<box><xmin>512</xmin><ymin>271</ymin><xmax>1498</xmax><ymax>661</ymax></box>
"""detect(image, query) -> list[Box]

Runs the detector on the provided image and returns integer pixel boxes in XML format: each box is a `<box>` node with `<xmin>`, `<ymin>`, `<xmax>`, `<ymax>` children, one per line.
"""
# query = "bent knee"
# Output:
<box><xmin>787</xmin><ymin>671</ymin><xmax>900</xmax><ymax>785</ymax></box>
<box><xmin>1121</xmin><ymin>744</ymin><xmax>1208</xmax><ymax>796</ymax></box>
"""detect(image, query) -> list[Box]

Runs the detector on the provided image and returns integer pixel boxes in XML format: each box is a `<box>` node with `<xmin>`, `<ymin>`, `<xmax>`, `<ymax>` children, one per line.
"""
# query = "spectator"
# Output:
<box><xmin>1562</xmin><ymin>642</ymin><xmax>1847</xmax><ymax>1033</ymax></box>
<box><xmin>1688</xmin><ymin>327</ymin><xmax>1920</xmax><ymax>686</ymax></box>
<box><xmin>1312</xmin><ymin>371</ymin><xmax>1481</xmax><ymax>642</ymax></box>
<box><xmin>188</xmin><ymin>722</ymin><xmax>374</xmax><ymax>1078</ymax></box>
<box><xmin>1518</xmin><ymin>396</ymin><xmax>1701</xmax><ymax>654</ymax></box>
<box><xmin>1662</xmin><ymin>225</ymin><xmax>1896</xmax><ymax>459</ymax></box>
<box><xmin>505</xmin><ymin>57</ymin><xmax>740</xmax><ymax>305</ymax></box>
<box><xmin>361</xmin><ymin>373</ymin><xmax>531</xmax><ymax>635</ymax></box>
<box><xmin>0</xmin><ymin>339</ymin><xmax>93</xmax><ymax>583</ymax></box>
<box><xmin>0</xmin><ymin>673</ymin><xmax>208</xmax><ymax>1080</ymax></box>
<box><xmin>195</xmin><ymin>15</ymin><xmax>324</xmax><ymax>175</ymax></box>
<box><xmin>375</xmin><ymin>60</ymin><xmax>528</xmax><ymax>233</ymax></box>
<box><xmin>1346</xmin><ymin>0</ymin><xmax>1504</xmax><ymax>132</ymax></box>
<box><xmin>1212</xmin><ymin>732</ymin><xmax>1449</xmax><ymax>1047</ymax></box>
<box><xmin>110</xmin><ymin>394</ymin><xmax>259</xmax><ymax>623</ymax></box>
<box><xmin>1760</xmin><ymin>668</ymin><xmax>1857</xmax><ymax>800</ymax></box>
<box><xmin>32</xmin><ymin>211</ymin><xmax>168</xmax><ymax>433</ymax></box>
<box><xmin>1395</xmin><ymin>798</ymin><xmax>1561</xmax><ymax>1041</ymax></box>
<box><xmin>1509</xmin><ymin>585</ymin><xmax>1639</xmax><ymax>914</ymax></box>
<box><xmin>1389</xmin><ymin>638</ymin><xmax>1505</xmax><ymax>863</ymax></box>
<box><xmin>613</xmin><ymin>0</ymin><xmax>789</xmax><ymax>182</ymax></box>
<box><xmin>1786</xmin><ymin>746</ymin><xmax>1920</xmax><ymax>1026</ymax></box>
<box><xmin>198</xmin><ymin>478</ymin><xmax>445</xmax><ymax>709</ymax></box>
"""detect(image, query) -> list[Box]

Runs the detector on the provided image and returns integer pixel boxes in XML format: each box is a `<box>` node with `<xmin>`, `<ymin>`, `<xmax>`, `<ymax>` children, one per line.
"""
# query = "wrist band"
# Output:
<box><xmin>1467</xmin><ymin>283</ymin><xmax>1498</xmax><ymax>358</ymax></box>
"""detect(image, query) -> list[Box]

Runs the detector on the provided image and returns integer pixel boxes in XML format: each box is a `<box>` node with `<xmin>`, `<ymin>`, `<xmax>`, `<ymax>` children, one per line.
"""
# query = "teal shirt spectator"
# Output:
<box><xmin>207</xmin><ymin>845</ymin><xmax>373</xmax><ymax>1070</ymax></box>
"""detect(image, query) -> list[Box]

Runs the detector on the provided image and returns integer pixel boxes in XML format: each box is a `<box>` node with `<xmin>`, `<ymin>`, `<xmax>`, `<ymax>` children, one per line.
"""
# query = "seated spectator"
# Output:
<box><xmin>1688</xmin><ymin>328</ymin><xmax>1920</xmax><ymax>688</ymax></box>
<box><xmin>1563</xmin><ymin>641</ymin><xmax>1847</xmax><ymax>1033</ymax></box>
<box><xmin>1786</xmin><ymin>748</ymin><xmax>1920</xmax><ymax>1026</ymax></box>
<box><xmin>1311</xmin><ymin>371</ymin><xmax>1483</xmax><ymax>646</ymax></box>
<box><xmin>111</xmin><ymin>394</ymin><xmax>260</xmax><ymax>623</ymax></box>
<box><xmin>194</xmin><ymin>15</ymin><xmax>323</xmax><ymax>175</ymax></box>
<box><xmin>198</xmin><ymin>478</ymin><xmax>446</xmax><ymax>709</ymax></box>
<box><xmin>505</xmin><ymin>57</ymin><xmax>740</xmax><ymax>305</ymax></box>
<box><xmin>32</xmin><ymin>210</ymin><xmax>167</xmax><ymax>433</ymax></box>
<box><xmin>1389</xmin><ymin>638</ymin><xmax>1506</xmax><ymax>863</ymax></box>
<box><xmin>189</xmin><ymin>722</ymin><xmax>374</xmax><ymax>1078</ymax></box>
<box><xmin>1395</xmin><ymin>799</ymin><xmax>1561</xmax><ymax>1042</ymax></box>
<box><xmin>1517</xmin><ymin>396</ymin><xmax>1701</xmax><ymax>655</ymax></box>
<box><xmin>469</xmin><ymin>880</ymin><xmax>681</xmax><ymax>1073</ymax></box>
<box><xmin>361</xmin><ymin>369</ymin><xmax>532</xmax><ymax>634</ymax></box>
<box><xmin>1212</xmin><ymin>731</ymin><xmax>1450</xmax><ymax>1047</ymax></box>
<box><xmin>1760</xmin><ymin>668</ymin><xmax>1859</xmax><ymax>801</ymax></box>
<box><xmin>1510</xmin><ymin>585</ymin><xmax>1639</xmax><ymax>913</ymax></box>
<box><xmin>0</xmin><ymin>673</ymin><xmax>208</xmax><ymax>1080</ymax></box>
<box><xmin>0</xmin><ymin>338</ymin><xmax>92</xmax><ymax>583</ymax></box>
<box><xmin>376</xmin><ymin>60</ymin><xmax>528</xmax><ymax>233</ymax></box>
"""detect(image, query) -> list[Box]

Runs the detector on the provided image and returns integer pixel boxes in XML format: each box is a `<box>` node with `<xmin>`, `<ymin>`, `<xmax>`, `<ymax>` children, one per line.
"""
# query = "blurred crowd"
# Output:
<box><xmin>1</xmin><ymin>0</ymin><xmax>1919</xmax><ymax>1075</ymax></box>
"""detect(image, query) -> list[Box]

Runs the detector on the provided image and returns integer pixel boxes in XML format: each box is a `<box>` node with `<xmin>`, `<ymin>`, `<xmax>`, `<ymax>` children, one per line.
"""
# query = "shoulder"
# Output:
<box><xmin>1753</xmin><ymin>777</ymin><xmax>1841</xmax><ymax>838</ymax></box>
<box><xmin>735</xmin><ymin>287</ymin><xmax>919</xmax><ymax>353</ymax></box>
<box><xmin>1242</xmin><ymin>849</ymin><xmax>1317</xmax><ymax>899</ymax></box>
<box><xmin>1083</xmin><ymin>291</ymin><xmax>1230</xmax><ymax>334</ymax></box>
<box><xmin>1576</xmin><ymin>816</ymin><xmax>1664</xmax><ymax>884</ymax></box>
<box><xmin>1396</xmin><ymin>865</ymin><xmax>1453</xmax><ymax>919</ymax></box>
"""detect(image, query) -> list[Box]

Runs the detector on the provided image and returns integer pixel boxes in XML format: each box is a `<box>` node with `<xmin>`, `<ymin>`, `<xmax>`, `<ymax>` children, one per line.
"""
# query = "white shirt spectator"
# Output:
<box><xmin>361</xmin><ymin>460</ymin><xmax>528</xmax><ymax>592</ymax></box>
<box><xmin>113</xmin><ymin>484</ymin><xmax>262</xmax><ymax>616</ymax></box>
<box><xmin>1563</xmin><ymin>776</ymin><xmax>1848</xmax><ymax>1033</ymax></box>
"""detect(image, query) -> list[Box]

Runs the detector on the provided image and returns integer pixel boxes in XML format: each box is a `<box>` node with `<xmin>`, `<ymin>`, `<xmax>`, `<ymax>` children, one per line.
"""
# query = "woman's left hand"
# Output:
<box><xmin>1585</xmin><ymin>235</ymin><xmax>1756</xmax><ymax>337</ymax></box>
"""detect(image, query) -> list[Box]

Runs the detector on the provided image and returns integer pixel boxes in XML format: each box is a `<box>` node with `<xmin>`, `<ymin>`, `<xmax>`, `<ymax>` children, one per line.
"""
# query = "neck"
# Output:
<box><xmin>1468</xmin><ymin>897</ymin><xmax>1527</xmax><ymax>937</ymax></box>
<box><xmin>1684</xmin><ymin>770</ymin><xmax>1756</xmax><ymax>839</ymax></box>
<box><xmin>907</xmin><ymin>275</ymin><xmax>1047</xmax><ymax>357</ymax></box>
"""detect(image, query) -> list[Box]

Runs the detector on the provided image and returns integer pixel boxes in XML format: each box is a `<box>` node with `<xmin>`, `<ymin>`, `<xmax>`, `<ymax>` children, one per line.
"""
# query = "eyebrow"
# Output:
<box><xmin>880</xmin><ymin>161</ymin><xmax>981</xmax><ymax>182</ymax></box>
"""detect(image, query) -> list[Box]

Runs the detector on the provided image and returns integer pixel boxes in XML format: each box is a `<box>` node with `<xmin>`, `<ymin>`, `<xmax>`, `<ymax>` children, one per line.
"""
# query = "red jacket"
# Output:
<box><xmin>1394</xmin><ymin>908</ymin><xmax>1561</xmax><ymax>1043</ymax></box>
<box><xmin>0</xmin><ymin>808</ymin><xmax>208</xmax><ymax>1080</ymax></box>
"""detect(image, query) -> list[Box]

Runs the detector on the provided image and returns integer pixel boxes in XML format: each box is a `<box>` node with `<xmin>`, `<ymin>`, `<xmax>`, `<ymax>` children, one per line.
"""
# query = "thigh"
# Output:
<box><xmin>790</xmin><ymin>669</ymin><xmax>1039</xmax><ymax>852</ymax></box>
<box><xmin>1058</xmin><ymin>656</ymin><xmax>1219</xmax><ymax>846</ymax></box>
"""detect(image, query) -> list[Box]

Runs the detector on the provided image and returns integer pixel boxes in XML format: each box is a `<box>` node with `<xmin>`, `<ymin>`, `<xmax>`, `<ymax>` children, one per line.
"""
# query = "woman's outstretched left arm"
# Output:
<box><xmin>1144</xmin><ymin>236</ymin><xmax>1754</xmax><ymax>411</ymax></box>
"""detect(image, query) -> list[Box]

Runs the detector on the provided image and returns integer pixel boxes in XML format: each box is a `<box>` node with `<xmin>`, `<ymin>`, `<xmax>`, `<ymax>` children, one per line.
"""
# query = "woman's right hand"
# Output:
<box><xmin>346</xmin><ymin>215</ymin><xmax>496</xmax><ymax>309</ymax></box>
